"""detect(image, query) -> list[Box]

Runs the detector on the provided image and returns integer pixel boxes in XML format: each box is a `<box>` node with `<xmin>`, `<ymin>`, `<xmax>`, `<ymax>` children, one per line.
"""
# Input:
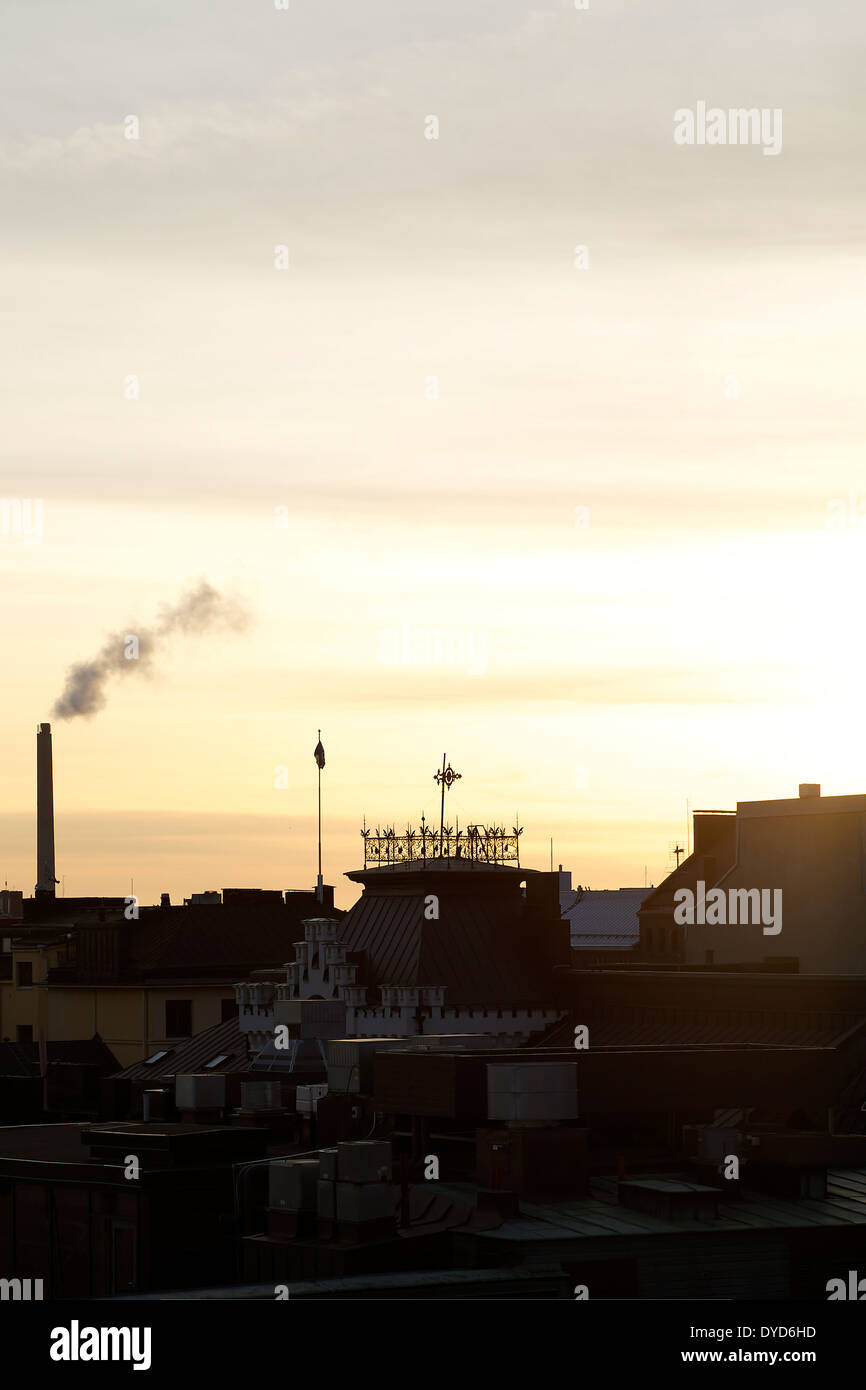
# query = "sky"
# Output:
<box><xmin>1</xmin><ymin>1</ymin><xmax>864</xmax><ymax>908</ymax></box>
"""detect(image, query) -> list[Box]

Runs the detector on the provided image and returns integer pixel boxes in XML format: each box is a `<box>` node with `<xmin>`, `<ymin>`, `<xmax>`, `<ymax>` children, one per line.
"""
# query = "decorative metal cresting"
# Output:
<box><xmin>361</xmin><ymin>811</ymin><xmax>523</xmax><ymax>868</ymax></box>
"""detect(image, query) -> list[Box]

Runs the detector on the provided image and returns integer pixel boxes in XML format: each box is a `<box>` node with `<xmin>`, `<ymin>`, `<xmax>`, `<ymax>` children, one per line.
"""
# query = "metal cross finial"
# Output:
<box><xmin>434</xmin><ymin>753</ymin><xmax>461</xmax><ymax>856</ymax></box>
<box><xmin>434</xmin><ymin>762</ymin><xmax>461</xmax><ymax>792</ymax></box>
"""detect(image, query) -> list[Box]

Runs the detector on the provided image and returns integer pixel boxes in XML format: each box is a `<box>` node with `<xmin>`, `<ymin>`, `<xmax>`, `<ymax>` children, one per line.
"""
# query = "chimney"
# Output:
<box><xmin>799</xmin><ymin>783</ymin><xmax>821</xmax><ymax>799</ymax></box>
<box><xmin>35</xmin><ymin>723</ymin><xmax>57</xmax><ymax>898</ymax></box>
<box><xmin>692</xmin><ymin>811</ymin><xmax>736</xmax><ymax>857</ymax></box>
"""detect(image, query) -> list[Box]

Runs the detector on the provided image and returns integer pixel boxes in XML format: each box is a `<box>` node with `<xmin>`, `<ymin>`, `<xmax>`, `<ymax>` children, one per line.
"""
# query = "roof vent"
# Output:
<box><xmin>618</xmin><ymin>1178</ymin><xmax>719</xmax><ymax>1221</ymax></box>
<box><xmin>798</xmin><ymin>784</ymin><xmax>820</xmax><ymax>799</ymax></box>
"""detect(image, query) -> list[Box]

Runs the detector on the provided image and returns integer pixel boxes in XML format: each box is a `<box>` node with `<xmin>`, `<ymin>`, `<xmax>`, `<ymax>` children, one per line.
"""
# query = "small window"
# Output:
<box><xmin>143</xmin><ymin>1050</ymin><xmax>170</xmax><ymax>1065</ymax></box>
<box><xmin>17</xmin><ymin>1024</ymin><xmax>33</xmax><ymax>1043</ymax></box>
<box><xmin>220</xmin><ymin>998</ymin><xmax>238</xmax><ymax>1022</ymax></box>
<box><xmin>16</xmin><ymin>962</ymin><xmax>33</xmax><ymax>988</ymax></box>
<box><xmin>204</xmin><ymin>1054</ymin><xmax>230</xmax><ymax>1069</ymax></box>
<box><xmin>164</xmin><ymin>1000</ymin><xmax>192</xmax><ymax>1037</ymax></box>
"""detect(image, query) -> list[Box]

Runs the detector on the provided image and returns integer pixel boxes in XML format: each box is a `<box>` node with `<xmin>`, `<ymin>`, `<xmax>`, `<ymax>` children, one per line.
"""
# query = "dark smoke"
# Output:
<box><xmin>53</xmin><ymin>579</ymin><xmax>251</xmax><ymax>720</ymax></box>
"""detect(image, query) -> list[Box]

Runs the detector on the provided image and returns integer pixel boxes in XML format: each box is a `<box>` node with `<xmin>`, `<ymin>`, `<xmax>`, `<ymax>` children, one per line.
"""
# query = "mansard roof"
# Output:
<box><xmin>339</xmin><ymin>864</ymin><xmax>561</xmax><ymax>1006</ymax></box>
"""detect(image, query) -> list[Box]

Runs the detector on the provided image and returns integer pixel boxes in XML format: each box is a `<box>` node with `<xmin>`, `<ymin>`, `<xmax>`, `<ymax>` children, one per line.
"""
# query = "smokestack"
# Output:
<box><xmin>35</xmin><ymin>722</ymin><xmax>57</xmax><ymax>898</ymax></box>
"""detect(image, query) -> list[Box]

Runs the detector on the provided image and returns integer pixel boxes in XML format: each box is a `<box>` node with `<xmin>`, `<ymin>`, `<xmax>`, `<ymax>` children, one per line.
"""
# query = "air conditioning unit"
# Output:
<box><xmin>175</xmin><ymin>1074</ymin><xmax>226</xmax><ymax>1110</ymax></box>
<box><xmin>296</xmin><ymin>1083</ymin><xmax>329</xmax><ymax>1116</ymax></box>
<box><xmin>695</xmin><ymin>1126</ymin><xmax>743</xmax><ymax>1164</ymax></box>
<box><xmin>240</xmin><ymin>1081</ymin><xmax>282</xmax><ymax>1112</ymax></box>
<box><xmin>336</xmin><ymin>1181</ymin><xmax>394</xmax><ymax>1223</ymax></box>
<box><xmin>319</xmin><ymin>1148</ymin><xmax>339</xmax><ymax>1181</ymax></box>
<box><xmin>326</xmin><ymin>1038</ymin><xmax>406</xmax><ymax>1093</ymax></box>
<box><xmin>268</xmin><ymin>1158</ymin><xmax>320</xmax><ymax>1211</ymax></box>
<box><xmin>317</xmin><ymin>1178</ymin><xmax>336</xmax><ymax>1218</ymax></box>
<box><xmin>486</xmin><ymin>1062</ymin><xmax>578</xmax><ymax>1122</ymax></box>
<box><xmin>336</xmin><ymin>1140</ymin><xmax>393</xmax><ymax>1184</ymax></box>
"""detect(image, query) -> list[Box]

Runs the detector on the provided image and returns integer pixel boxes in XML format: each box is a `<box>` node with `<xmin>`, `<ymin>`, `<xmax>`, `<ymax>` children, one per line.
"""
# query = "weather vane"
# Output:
<box><xmin>434</xmin><ymin>753</ymin><xmax>461</xmax><ymax>856</ymax></box>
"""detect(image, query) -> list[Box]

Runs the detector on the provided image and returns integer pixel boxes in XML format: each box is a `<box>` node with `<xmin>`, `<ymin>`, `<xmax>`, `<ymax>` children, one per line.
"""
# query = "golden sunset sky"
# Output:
<box><xmin>2</xmin><ymin>1</ymin><xmax>864</xmax><ymax>907</ymax></box>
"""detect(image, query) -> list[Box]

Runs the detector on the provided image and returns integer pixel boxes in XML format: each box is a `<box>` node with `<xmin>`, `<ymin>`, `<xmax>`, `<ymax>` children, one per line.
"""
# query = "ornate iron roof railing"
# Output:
<box><xmin>361</xmin><ymin>812</ymin><xmax>522</xmax><ymax>868</ymax></box>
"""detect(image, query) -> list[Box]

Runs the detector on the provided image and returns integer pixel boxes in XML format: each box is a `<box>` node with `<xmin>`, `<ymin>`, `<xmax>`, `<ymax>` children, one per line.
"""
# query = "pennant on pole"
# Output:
<box><xmin>314</xmin><ymin>735</ymin><xmax>325</xmax><ymax>769</ymax></box>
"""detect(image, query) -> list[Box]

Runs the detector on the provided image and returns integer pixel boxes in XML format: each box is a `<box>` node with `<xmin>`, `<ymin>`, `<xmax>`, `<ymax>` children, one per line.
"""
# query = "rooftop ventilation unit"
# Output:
<box><xmin>693</xmin><ymin>1125</ymin><xmax>742</xmax><ymax>1164</ymax></box>
<box><xmin>336</xmin><ymin>1140</ymin><xmax>393</xmax><ymax>1183</ymax></box>
<box><xmin>619</xmin><ymin>1178</ymin><xmax>719</xmax><ymax>1221</ymax></box>
<box><xmin>269</xmin><ymin>1158</ymin><xmax>319</xmax><ymax>1211</ymax></box>
<box><xmin>327</xmin><ymin>1038</ymin><xmax>407</xmax><ymax>1093</ymax></box>
<box><xmin>175</xmin><ymin>1074</ymin><xmax>225</xmax><ymax>1110</ymax></box>
<box><xmin>240</xmin><ymin>1080</ymin><xmax>282</xmax><ymax>1112</ymax></box>
<box><xmin>487</xmin><ymin>1061</ymin><xmax>578</xmax><ymax>1122</ymax></box>
<box><xmin>295</xmin><ymin>1083</ymin><xmax>328</xmax><ymax>1115</ymax></box>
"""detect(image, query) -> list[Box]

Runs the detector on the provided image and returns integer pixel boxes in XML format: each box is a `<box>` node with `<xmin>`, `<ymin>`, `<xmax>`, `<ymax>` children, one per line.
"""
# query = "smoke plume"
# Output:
<box><xmin>53</xmin><ymin>579</ymin><xmax>251</xmax><ymax>720</ymax></box>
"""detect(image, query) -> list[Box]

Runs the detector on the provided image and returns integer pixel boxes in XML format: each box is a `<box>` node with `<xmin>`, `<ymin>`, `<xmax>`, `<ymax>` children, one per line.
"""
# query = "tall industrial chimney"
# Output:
<box><xmin>35</xmin><ymin>722</ymin><xmax>57</xmax><ymax>898</ymax></box>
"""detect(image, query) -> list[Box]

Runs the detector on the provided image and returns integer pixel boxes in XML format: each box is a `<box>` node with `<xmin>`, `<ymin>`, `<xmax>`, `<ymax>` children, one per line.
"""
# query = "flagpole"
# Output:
<box><xmin>316</xmin><ymin>728</ymin><xmax>323</xmax><ymax>903</ymax></box>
